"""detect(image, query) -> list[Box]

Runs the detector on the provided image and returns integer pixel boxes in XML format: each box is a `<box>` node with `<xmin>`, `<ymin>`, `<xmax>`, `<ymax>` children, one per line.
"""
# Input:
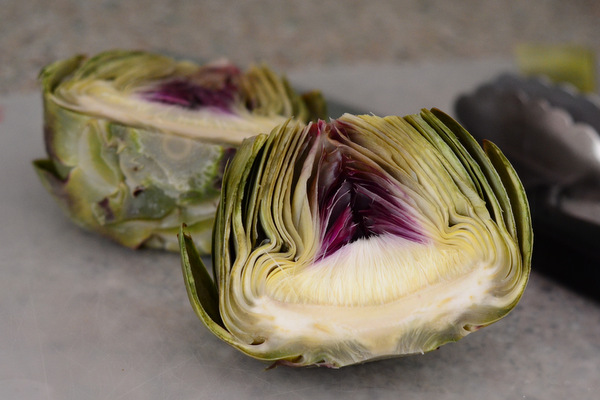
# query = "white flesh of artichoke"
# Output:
<box><xmin>180</xmin><ymin>109</ymin><xmax>532</xmax><ymax>368</ymax></box>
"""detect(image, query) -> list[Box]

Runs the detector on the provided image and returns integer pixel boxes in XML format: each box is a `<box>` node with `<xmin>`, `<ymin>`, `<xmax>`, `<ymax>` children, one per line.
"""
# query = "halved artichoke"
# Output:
<box><xmin>180</xmin><ymin>109</ymin><xmax>532</xmax><ymax>368</ymax></box>
<box><xmin>34</xmin><ymin>50</ymin><xmax>326</xmax><ymax>252</ymax></box>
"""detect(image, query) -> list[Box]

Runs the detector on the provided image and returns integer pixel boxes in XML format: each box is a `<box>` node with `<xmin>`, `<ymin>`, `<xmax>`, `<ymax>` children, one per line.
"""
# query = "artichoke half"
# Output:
<box><xmin>34</xmin><ymin>50</ymin><xmax>326</xmax><ymax>252</ymax></box>
<box><xmin>180</xmin><ymin>109</ymin><xmax>532</xmax><ymax>368</ymax></box>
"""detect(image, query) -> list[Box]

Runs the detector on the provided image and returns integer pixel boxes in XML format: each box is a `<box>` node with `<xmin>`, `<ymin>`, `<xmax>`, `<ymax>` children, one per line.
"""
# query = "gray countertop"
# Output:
<box><xmin>1</xmin><ymin>59</ymin><xmax>599</xmax><ymax>400</ymax></box>
<box><xmin>3</xmin><ymin>0</ymin><xmax>600</xmax><ymax>95</ymax></box>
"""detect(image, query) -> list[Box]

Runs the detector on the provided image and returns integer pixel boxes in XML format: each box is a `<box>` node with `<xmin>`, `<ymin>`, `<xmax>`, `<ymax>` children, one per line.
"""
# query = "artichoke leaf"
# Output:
<box><xmin>35</xmin><ymin>50</ymin><xmax>327</xmax><ymax>252</ymax></box>
<box><xmin>180</xmin><ymin>110</ymin><xmax>532</xmax><ymax>368</ymax></box>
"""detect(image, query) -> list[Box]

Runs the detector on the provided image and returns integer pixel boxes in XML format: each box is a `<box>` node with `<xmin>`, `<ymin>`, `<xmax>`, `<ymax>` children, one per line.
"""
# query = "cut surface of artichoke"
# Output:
<box><xmin>180</xmin><ymin>109</ymin><xmax>532</xmax><ymax>368</ymax></box>
<box><xmin>34</xmin><ymin>50</ymin><xmax>326</xmax><ymax>252</ymax></box>
<box><xmin>50</xmin><ymin>61</ymin><xmax>296</xmax><ymax>144</ymax></box>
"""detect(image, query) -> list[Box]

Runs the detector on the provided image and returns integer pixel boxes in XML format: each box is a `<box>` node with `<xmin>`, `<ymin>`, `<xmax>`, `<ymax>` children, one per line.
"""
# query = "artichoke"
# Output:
<box><xmin>179</xmin><ymin>109</ymin><xmax>532</xmax><ymax>368</ymax></box>
<box><xmin>34</xmin><ymin>50</ymin><xmax>326</xmax><ymax>252</ymax></box>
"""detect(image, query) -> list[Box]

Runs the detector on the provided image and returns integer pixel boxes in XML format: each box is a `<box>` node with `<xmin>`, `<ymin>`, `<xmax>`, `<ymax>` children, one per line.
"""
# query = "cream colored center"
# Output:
<box><xmin>264</xmin><ymin>234</ymin><xmax>477</xmax><ymax>307</ymax></box>
<box><xmin>53</xmin><ymin>83</ymin><xmax>289</xmax><ymax>144</ymax></box>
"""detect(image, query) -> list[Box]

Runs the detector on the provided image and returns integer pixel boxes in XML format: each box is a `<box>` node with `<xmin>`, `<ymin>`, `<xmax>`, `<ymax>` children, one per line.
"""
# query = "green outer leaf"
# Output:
<box><xmin>427</xmin><ymin>109</ymin><xmax>517</xmax><ymax>238</ymax></box>
<box><xmin>179</xmin><ymin>225</ymin><xmax>223</xmax><ymax>328</ymax></box>
<box><xmin>180</xmin><ymin>111</ymin><xmax>533</xmax><ymax>368</ymax></box>
<box><xmin>36</xmin><ymin>94</ymin><xmax>224</xmax><ymax>251</ymax></box>
<box><xmin>483</xmin><ymin>141</ymin><xmax>533</xmax><ymax>282</ymax></box>
<box><xmin>179</xmin><ymin>225</ymin><xmax>241</xmax><ymax>349</ymax></box>
<box><xmin>428</xmin><ymin>109</ymin><xmax>532</xmax><ymax>273</ymax></box>
<box><xmin>39</xmin><ymin>54</ymin><xmax>86</xmax><ymax>93</ymax></box>
<box><xmin>33</xmin><ymin>157</ymin><xmax>216</xmax><ymax>252</ymax></box>
<box><xmin>181</xmin><ymin>223</ymin><xmax>296</xmax><ymax>363</ymax></box>
<box><xmin>35</xmin><ymin>50</ymin><xmax>327</xmax><ymax>253</ymax></box>
<box><xmin>212</xmin><ymin>133</ymin><xmax>270</xmax><ymax>285</ymax></box>
<box><xmin>423</xmin><ymin>109</ymin><xmax>531</xmax><ymax>314</ymax></box>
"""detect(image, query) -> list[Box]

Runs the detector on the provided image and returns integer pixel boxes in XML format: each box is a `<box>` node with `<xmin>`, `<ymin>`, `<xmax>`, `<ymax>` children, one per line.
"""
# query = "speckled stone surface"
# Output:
<box><xmin>1</xmin><ymin>58</ymin><xmax>599</xmax><ymax>399</ymax></box>
<box><xmin>2</xmin><ymin>0</ymin><xmax>600</xmax><ymax>94</ymax></box>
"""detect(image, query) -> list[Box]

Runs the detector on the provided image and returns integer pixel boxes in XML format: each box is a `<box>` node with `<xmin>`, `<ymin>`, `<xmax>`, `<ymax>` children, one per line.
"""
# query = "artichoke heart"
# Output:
<box><xmin>34</xmin><ymin>50</ymin><xmax>326</xmax><ymax>252</ymax></box>
<box><xmin>180</xmin><ymin>109</ymin><xmax>532</xmax><ymax>368</ymax></box>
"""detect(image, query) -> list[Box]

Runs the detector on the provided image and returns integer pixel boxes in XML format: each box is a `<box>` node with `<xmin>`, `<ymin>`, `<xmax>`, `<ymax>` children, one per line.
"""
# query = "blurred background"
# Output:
<box><xmin>2</xmin><ymin>0</ymin><xmax>600</xmax><ymax>94</ymax></box>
